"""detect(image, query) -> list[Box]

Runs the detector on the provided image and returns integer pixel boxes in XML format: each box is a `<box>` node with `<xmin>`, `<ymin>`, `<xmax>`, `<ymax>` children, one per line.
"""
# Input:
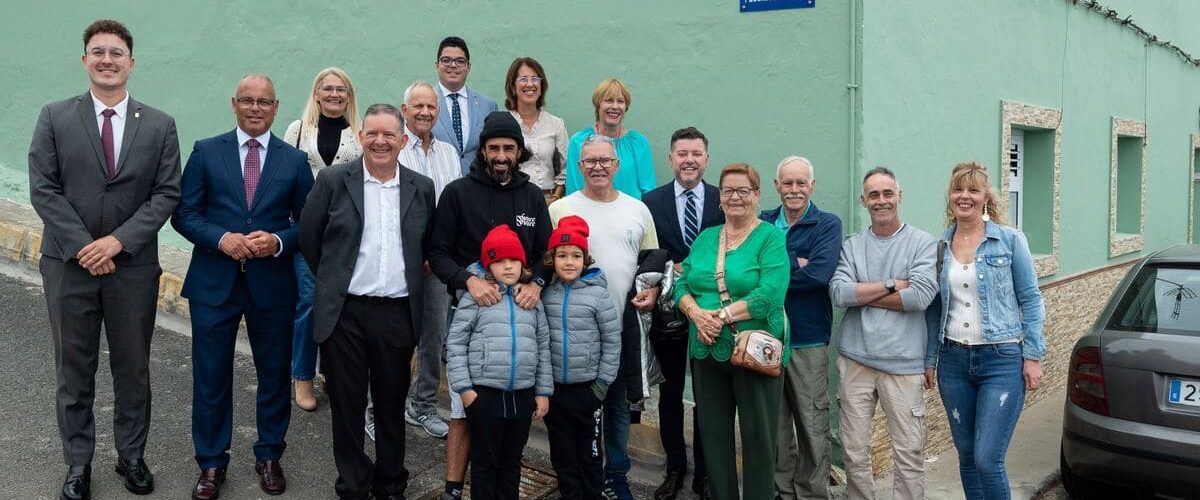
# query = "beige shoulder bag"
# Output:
<box><xmin>716</xmin><ymin>227</ymin><xmax>783</xmax><ymax>378</ymax></box>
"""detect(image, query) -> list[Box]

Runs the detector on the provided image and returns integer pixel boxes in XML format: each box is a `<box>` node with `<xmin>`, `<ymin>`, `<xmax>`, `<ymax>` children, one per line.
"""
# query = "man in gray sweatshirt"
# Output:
<box><xmin>829</xmin><ymin>167</ymin><xmax>937</xmax><ymax>500</ymax></box>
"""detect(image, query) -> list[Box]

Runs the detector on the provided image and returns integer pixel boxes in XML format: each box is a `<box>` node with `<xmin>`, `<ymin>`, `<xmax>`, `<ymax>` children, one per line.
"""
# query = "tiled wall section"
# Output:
<box><xmin>867</xmin><ymin>263</ymin><xmax>1134</xmax><ymax>474</ymax></box>
<box><xmin>1109</xmin><ymin>117</ymin><xmax>1147</xmax><ymax>257</ymax></box>
<box><xmin>1000</xmin><ymin>100</ymin><xmax>1063</xmax><ymax>278</ymax></box>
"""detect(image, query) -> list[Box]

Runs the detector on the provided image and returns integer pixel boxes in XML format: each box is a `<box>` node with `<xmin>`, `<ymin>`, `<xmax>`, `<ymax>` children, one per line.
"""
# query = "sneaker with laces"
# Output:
<box><xmin>405</xmin><ymin>407</ymin><xmax>449</xmax><ymax>438</ymax></box>
<box><xmin>364</xmin><ymin>410</ymin><xmax>376</xmax><ymax>442</ymax></box>
<box><xmin>603</xmin><ymin>475</ymin><xmax>634</xmax><ymax>500</ymax></box>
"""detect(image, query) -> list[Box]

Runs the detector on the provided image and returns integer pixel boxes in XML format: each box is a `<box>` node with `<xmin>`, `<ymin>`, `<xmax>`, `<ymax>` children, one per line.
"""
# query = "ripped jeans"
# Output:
<box><xmin>936</xmin><ymin>340</ymin><xmax>1027</xmax><ymax>500</ymax></box>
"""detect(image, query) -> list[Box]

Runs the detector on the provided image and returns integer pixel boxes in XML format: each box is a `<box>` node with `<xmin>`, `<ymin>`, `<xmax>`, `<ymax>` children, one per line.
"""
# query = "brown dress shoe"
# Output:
<box><xmin>192</xmin><ymin>468</ymin><xmax>225</xmax><ymax>500</ymax></box>
<box><xmin>255</xmin><ymin>459</ymin><xmax>287</xmax><ymax>495</ymax></box>
<box><xmin>294</xmin><ymin>380</ymin><xmax>317</xmax><ymax>411</ymax></box>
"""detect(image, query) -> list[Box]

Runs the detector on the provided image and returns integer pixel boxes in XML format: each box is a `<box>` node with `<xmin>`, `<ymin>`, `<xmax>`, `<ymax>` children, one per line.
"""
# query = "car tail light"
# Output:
<box><xmin>1068</xmin><ymin>346</ymin><xmax>1109</xmax><ymax>416</ymax></box>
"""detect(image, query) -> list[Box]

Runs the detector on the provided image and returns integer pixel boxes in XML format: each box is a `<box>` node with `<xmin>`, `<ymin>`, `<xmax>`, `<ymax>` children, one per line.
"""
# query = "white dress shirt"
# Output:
<box><xmin>673</xmin><ymin>180</ymin><xmax>705</xmax><ymax>237</ymax></box>
<box><xmin>235</xmin><ymin>127</ymin><xmax>272</xmax><ymax>173</ymax></box>
<box><xmin>347</xmin><ymin>160</ymin><xmax>408</xmax><ymax>297</ymax></box>
<box><xmin>398</xmin><ymin>127</ymin><xmax>461</xmax><ymax>201</ymax></box>
<box><xmin>439</xmin><ymin>82</ymin><xmax>471</xmax><ymax>144</ymax></box>
<box><xmin>91</xmin><ymin>91</ymin><xmax>129</xmax><ymax>168</ymax></box>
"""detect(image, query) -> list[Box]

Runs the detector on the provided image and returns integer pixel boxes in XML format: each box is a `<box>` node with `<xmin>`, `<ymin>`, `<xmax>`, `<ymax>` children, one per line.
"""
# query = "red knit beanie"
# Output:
<box><xmin>547</xmin><ymin>215</ymin><xmax>590</xmax><ymax>253</ymax></box>
<box><xmin>481</xmin><ymin>224</ymin><xmax>526</xmax><ymax>267</ymax></box>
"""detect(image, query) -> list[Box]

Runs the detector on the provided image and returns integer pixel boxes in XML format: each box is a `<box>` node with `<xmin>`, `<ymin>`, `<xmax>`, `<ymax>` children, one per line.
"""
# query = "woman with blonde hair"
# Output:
<box><xmin>563</xmin><ymin>78</ymin><xmax>656</xmax><ymax>199</ymax></box>
<box><xmin>925</xmin><ymin>161</ymin><xmax>1045</xmax><ymax>500</ymax></box>
<box><xmin>282</xmin><ymin>67</ymin><xmax>363</xmax><ymax>411</ymax></box>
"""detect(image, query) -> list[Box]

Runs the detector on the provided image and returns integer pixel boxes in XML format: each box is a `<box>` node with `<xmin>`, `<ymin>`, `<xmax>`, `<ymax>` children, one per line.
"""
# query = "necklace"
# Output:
<box><xmin>723</xmin><ymin>220</ymin><xmax>759</xmax><ymax>248</ymax></box>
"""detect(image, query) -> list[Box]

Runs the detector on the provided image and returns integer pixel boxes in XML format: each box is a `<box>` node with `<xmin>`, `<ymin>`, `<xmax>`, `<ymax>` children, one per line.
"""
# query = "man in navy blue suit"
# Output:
<box><xmin>172</xmin><ymin>74</ymin><xmax>313</xmax><ymax>500</ymax></box>
<box><xmin>431</xmin><ymin>36</ymin><xmax>498</xmax><ymax>175</ymax></box>
<box><xmin>640</xmin><ymin>127</ymin><xmax>722</xmax><ymax>500</ymax></box>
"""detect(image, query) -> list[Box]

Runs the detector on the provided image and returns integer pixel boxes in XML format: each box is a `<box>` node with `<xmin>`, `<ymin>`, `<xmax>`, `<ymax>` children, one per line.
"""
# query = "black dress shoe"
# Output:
<box><xmin>115</xmin><ymin>458</ymin><xmax>155</xmax><ymax>495</ymax></box>
<box><xmin>654</xmin><ymin>470</ymin><xmax>685</xmax><ymax>500</ymax></box>
<box><xmin>61</xmin><ymin>465</ymin><xmax>91</xmax><ymax>500</ymax></box>
<box><xmin>692</xmin><ymin>475</ymin><xmax>711</xmax><ymax>499</ymax></box>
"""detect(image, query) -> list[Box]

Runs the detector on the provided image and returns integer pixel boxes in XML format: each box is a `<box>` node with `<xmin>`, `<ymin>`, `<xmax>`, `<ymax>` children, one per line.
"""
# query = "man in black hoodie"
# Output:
<box><xmin>427</xmin><ymin>111</ymin><xmax>551</xmax><ymax>500</ymax></box>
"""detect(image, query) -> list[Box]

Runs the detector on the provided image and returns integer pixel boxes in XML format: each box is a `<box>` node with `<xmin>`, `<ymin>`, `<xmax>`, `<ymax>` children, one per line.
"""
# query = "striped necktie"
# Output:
<box><xmin>448</xmin><ymin>92</ymin><xmax>464</xmax><ymax>150</ymax></box>
<box><xmin>684</xmin><ymin>190</ymin><xmax>699</xmax><ymax>248</ymax></box>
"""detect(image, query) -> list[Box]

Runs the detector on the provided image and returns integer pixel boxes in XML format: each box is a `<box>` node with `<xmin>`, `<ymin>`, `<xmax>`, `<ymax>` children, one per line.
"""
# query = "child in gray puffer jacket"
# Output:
<box><xmin>445</xmin><ymin>224</ymin><xmax>552</xmax><ymax>500</ymax></box>
<box><xmin>540</xmin><ymin>216</ymin><xmax>621</xmax><ymax>499</ymax></box>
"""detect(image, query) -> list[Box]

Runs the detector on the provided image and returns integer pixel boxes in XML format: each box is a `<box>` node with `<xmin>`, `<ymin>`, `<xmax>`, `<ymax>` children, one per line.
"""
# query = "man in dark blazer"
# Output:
<box><xmin>28</xmin><ymin>19</ymin><xmax>181</xmax><ymax>500</ymax></box>
<box><xmin>640</xmin><ymin>127</ymin><xmax>722</xmax><ymax>500</ymax></box>
<box><xmin>432</xmin><ymin>36</ymin><xmax>498</xmax><ymax>174</ymax></box>
<box><xmin>171</xmin><ymin>74</ymin><xmax>313</xmax><ymax>500</ymax></box>
<box><xmin>299</xmin><ymin>104</ymin><xmax>435</xmax><ymax>500</ymax></box>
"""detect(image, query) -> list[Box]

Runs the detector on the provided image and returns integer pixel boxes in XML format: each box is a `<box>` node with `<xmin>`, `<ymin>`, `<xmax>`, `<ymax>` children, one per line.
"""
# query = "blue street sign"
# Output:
<box><xmin>740</xmin><ymin>0</ymin><xmax>815</xmax><ymax>13</ymax></box>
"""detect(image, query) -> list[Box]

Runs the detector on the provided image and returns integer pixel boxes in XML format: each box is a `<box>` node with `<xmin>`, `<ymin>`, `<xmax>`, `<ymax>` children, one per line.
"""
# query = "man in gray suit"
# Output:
<box><xmin>27</xmin><ymin>19</ymin><xmax>181</xmax><ymax>500</ymax></box>
<box><xmin>432</xmin><ymin>36</ymin><xmax>498</xmax><ymax>175</ymax></box>
<box><xmin>299</xmin><ymin>103</ymin><xmax>435</xmax><ymax>500</ymax></box>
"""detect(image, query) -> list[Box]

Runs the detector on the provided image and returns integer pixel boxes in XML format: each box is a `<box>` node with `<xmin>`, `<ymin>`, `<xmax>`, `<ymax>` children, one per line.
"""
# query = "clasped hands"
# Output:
<box><xmin>76</xmin><ymin>235</ymin><xmax>124</xmax><ymax>276</ymax></box>
<box><xmin>219</xmin><ymin>230</ymin><xmax>278</xmax><ymax>261</ymax></box>
<box><xmin>688</xmin><ymin>307</ymin><xmax>726</xmax><ymax>346</ymax></box>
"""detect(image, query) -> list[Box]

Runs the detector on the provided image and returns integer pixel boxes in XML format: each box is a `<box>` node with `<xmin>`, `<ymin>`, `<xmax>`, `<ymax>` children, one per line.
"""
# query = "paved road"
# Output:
<box><xmin>0</xmin><ymin>272</ymin><xmax>668</xmax><ymax>499</ymax></box>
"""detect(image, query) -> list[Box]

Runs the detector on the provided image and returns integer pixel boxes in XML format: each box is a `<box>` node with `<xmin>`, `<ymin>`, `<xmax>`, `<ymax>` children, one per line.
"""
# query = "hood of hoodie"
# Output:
<box><xmin>467</xmin><ymin>158</ymin><xmax>533</xmax><ymax>192</ymax></box>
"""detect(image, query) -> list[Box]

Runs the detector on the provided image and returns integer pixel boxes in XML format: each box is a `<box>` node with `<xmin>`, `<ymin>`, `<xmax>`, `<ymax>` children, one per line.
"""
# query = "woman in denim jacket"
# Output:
<box><xmin>925</xmin><ymin>162</ymin><xmax>1045</xmax><ymax>500</ymax></box>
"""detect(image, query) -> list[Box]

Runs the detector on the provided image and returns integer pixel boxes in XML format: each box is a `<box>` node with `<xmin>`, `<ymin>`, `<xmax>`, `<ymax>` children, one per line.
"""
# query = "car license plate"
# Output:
<box><xmin>1168</xmin><ymin>378</ymin><xmax>1200</xmax><ymax>406</ymax></box>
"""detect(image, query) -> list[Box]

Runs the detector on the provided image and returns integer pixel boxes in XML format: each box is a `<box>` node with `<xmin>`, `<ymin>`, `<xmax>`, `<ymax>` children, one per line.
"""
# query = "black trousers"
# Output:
<box><xmin>41</xmin><ymin>257</ymin><xmax>161</xmax><ymax>466</ymax></box>
<box><xmin>545</xmin><ymin>381</ymin><xmax>604</xmax><ymax>499</ymax></box>
<box><xmin>322</xmin><ymin>296</ymin><xmax>415</xmax><ymax>500</ymax></box>
<box><xmin>466</xmin><ymin>387</ymin><xmax>535</xmax><ymax>500</ymax></box>
<box><xmin>650</xmin><ymin>331</ymin><xmax>707</xmax><ymax>476</ymax></box>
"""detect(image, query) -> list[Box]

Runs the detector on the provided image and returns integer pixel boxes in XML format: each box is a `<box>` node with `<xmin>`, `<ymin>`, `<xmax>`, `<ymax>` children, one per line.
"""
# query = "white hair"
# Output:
<box><xmin>775</xmin><ymin>156</ymin><xmax>815</xmax><ymax>181</ymax></box>
<box><xmin>402</xmin><ymin>81</ymin><xmax>438</xmax><ymax>104</ymax></box>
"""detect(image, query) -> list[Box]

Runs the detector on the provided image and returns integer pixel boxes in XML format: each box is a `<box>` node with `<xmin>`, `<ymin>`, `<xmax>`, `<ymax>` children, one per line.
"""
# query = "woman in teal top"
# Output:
<box><xmin>564</xmin><ymin>78</ymin><xmax>656</xmax><ymax>198</ymax></box>
<box><xmin>674</xmin><ymin>163</ymin><xmax>789</xmax><ymax>500</ymax></box>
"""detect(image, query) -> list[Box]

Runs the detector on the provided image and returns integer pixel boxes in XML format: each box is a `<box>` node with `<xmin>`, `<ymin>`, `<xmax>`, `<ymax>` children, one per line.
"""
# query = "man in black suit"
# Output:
<box><xmin>299</xmin><ymin>103</ymin><xmax>436</xmax><ymax>500</ymax></box>
<box><xmin>640</xmin><ymin>127</ymin><xmax>723</xmax><ymax>499</ymax></box>
<box><xmin>28</xmin><ymin>19</ymin><xmax>181</xmax><ymax>500</ymax></box>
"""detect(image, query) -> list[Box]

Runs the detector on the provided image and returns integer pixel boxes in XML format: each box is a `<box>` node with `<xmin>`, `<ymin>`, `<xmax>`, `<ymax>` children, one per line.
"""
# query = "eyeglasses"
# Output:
<box><xmin>87</xmin><ymin>47</ymin><xmax>128</xmax><ymax>60</ymax></box>
<box><xmin>319</xmin><ymin>85</ymin><xmax>349</xmax><ymax>95</ymax></box>
<box><xmin>235</xmin><ymin>97</ymin><xmax>277</xmax><ymax>108</ymax></box>
<box><xmin>438</xmin><ymin>57</ymin><xmax>469</xmax><ymax>67</ymax></box>
<box><xmin>516</xmin><ymin>76</ymin><xmax>543</xmax><ymax>85</ymax></box>
<box><xmin>581</xmin><ymin>157</ymin><xmax>616</xmax><ymax>168</ymax></box>
<box><xmin>720</xmin><ymin>187</ymin><xmax>756</xmax><ymax>199</ymax></box>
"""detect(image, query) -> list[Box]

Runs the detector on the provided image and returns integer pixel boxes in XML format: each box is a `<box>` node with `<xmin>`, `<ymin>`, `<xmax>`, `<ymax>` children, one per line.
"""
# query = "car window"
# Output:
<box><xmin>1108</xmin><ymin>265</ymin><xmax>1200</xmax><ymax>335</ymax></box>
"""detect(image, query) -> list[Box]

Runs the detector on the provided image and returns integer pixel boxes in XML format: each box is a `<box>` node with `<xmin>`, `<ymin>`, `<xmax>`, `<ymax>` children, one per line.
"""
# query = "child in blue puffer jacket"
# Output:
<box><xmin>540</xmin><ymin>216</ymin><xmax>622</xmax><ymax>499</ymax></box>
<box><xmin>445</xmin><ymin>224</ymin><xmax>552</xmax><ymax>500</ymax></box>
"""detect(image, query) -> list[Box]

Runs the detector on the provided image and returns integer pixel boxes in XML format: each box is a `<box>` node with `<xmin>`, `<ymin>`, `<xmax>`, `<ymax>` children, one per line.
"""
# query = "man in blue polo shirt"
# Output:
<box><xmin>760</xmin><ymin>156</ymin><xmax>842</xmax><ymax>500</ymax></box>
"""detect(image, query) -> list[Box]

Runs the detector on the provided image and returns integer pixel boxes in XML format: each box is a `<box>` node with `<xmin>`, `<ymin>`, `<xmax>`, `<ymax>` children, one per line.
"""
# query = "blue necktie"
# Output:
<box><xmin>448</xmin><ymin>92</ymin><xmax>464</xmax><ymax>150</ymax></box>
<box><xmin>684</xmin><ymin>190</ymin><xmax>699</xmax><ymax>249</ymax></box>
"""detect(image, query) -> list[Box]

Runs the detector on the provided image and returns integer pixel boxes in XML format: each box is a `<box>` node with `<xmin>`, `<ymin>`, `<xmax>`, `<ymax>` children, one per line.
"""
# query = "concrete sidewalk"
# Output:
<box><xmin>872</xmin><ymin>388</ymin><xmax>1065</xmax><ymax>500</ymax></box>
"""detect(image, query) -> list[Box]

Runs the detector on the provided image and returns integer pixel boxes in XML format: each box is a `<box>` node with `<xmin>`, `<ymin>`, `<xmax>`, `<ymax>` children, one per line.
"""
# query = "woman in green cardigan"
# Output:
<box><xmin>675</xmin><ymin>162</ymin><xmax>790</xmax><ymax>499</ymax></box>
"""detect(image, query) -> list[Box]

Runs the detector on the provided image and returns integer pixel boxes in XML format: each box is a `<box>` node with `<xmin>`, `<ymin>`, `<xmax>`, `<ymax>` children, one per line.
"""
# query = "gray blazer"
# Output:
<box><xmin>433</xmin><ymin>85</ymin><xmax>497</xmax><ymax>175</ymax></box>
<box><xmin>28</xmin><ymin>92</ymin><xmax>182</xmax><ymax>264</ymax></box>
<box><xmin>298</xmin><ymin>156</ymin><xmax>436</xmax><ymax>343</ymax></box>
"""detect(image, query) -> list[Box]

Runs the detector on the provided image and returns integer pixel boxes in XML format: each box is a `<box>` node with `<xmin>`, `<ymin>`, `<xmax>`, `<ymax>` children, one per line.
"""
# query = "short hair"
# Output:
<box><xmin>301</xmin><ymin>67</ymin><xmax>361</xmax><ymax>136</ymax></box>
<box><xmin>944</xmin><ymin>161</ymin><xmax>1005</xmax><ymax>226</ymax></box>
<box><xmin>590</xmin><ymin>79</ymin><xmax>632</xmax><ymax>121</ymax></box>
<box><xmin>437</xmin><ymin>36</ymin><xmax>470</xmax><ymax>61</ymax></box>
<box><xmin>543</xmin><ymin>246</ymin><xmax>596</xmax><ymax>280</ymax></box>
<box><xmin>235</xmin><ymin>73</ymin><xmax>275</xmax><ymax>94</ymax></box>
<box><xmin>775</xmin><ymin>156</ymin><xmax>815</xmax><ymax>181</ymax></box>
<box><xmin>83</xmin><ymin>19</ymin><xmax>133</xmax><ymax>53</ymax></box>
<box><xmin>579</xmin><ymin>135</ymin><xmax>615</xmax><ymax>157</ymax></box>
<box><xmin>363</xmin><ymin>103</ymin><xmax>404</xmax><ymax>130</ymax></box>
<box><xmin>504</xmin><ymin>57</ymin><xmax>548</xmax><ymax>111</ymax></box>
<box><xmin>402</xmin><ymin>81</ymin><xmax>438</xmax><ymax>104</ymax></box>
<box><xmin>862</xmin><ymin>166</ymin><xmax>897</xmax><ymax>187</ymax></box>
<box><xmin>719</xmin><ymin>162</ymin><xmax>762</xmax><ymax>191</ymax></box>
<box><xmin>670</xmin><ymin>127</ymin><xmax>708</xmax><ymax>150</ymax></box>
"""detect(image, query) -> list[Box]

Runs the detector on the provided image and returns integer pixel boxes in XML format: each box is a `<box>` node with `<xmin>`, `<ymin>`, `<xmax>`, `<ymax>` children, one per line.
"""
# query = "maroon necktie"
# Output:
<box><xmin>244</xmin><ymin>138</ymin><xmax>261</xmax><ymax>209</ymax></box>
<box><xmin>101</xmin><ymin>109</ymin><xmax>116</xmax><ymax>179</ymax></box>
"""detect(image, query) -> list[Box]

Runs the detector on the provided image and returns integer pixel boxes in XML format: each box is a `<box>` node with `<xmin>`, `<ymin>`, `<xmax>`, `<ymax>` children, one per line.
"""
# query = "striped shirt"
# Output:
<box><xmin>399</xmin><ymin>128</ymin><xmax>461</xmax><ymax>200</ymax></box>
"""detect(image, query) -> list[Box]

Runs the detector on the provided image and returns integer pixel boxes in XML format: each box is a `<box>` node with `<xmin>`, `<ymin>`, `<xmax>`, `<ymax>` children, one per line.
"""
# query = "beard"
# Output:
<box><xmin>487</xmin><ymin>160</ymin><xmax>514</xmax><ymax>184</ymax></box>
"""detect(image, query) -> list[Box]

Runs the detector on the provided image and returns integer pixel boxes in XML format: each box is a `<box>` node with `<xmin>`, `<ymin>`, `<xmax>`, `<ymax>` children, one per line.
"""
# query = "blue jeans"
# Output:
<box><xmin>937</xmin><ymin>341</ymin><xmax>1026</xmax><ymax>500</ymax></box>
<box><xmin>602</xmin><ymin>371</ymin><xmax>630</xmax><ymax>478</ymax></box>
<box><xmin>291</xmin><ymin>254</ymin><xmax>317</xmax><ymax>381</ymax></box>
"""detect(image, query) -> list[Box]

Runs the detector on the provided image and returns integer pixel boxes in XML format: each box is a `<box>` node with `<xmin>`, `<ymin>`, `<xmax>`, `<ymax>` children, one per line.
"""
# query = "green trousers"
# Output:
<box><xmin>693</xmin><ymin>356</ymin><xmax>785</xmax><ymax>500</ymax></box>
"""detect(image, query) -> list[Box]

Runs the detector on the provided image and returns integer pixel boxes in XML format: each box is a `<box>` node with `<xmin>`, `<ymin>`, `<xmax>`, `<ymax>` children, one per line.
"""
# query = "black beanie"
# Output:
<box><xmin>478</xmin><ymin>111</ymin><xmax>532</xmax><ymax>163</ymax></box>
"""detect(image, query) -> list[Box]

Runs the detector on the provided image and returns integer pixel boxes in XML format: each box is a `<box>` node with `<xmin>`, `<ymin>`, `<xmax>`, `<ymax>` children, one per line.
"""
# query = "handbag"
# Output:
<box><xmin>715</xmin><ymin>226</ymin><xmax>783</xmax><ymax>378</ymax></box>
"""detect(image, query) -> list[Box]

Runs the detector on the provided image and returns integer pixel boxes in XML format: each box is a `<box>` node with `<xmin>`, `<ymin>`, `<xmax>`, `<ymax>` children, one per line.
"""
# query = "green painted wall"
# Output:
<box><xmin>1</xmin><ymin>1</ymin><xmax>854</xmax><ymax>247</ymax></box>
<box><xmin>857</xmin><ymin>0</ymin><xmax>1200</xmax><ymax>277</ymax></box>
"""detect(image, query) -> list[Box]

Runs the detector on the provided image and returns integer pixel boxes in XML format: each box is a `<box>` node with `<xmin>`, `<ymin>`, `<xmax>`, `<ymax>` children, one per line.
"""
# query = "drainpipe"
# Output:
<box><xmin>847</xmin><ymin>0</ymin><xmax>863</xmax><ymax>231</ymax></box>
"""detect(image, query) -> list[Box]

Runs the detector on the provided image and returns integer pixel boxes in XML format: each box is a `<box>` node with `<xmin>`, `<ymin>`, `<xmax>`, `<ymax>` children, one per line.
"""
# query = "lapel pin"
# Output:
<box><xmin>134</xmin><ymin>112</ymin><xmax>140</xmax><ymax>119</ymax></box>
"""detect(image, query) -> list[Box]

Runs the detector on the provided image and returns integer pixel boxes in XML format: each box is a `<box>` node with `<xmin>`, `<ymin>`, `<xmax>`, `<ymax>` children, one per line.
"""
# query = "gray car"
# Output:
<box><xmin>1061</xmin><ymin>245</ymin><xmax>1200</xmax><ymax>499</ymax></box>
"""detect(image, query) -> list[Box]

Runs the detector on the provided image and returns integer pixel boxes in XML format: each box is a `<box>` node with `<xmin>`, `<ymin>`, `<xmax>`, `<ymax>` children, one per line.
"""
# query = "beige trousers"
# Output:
<box><xmin>837</xmin><ymin>355</ymin><xmax>927</xmax><ymax>500</ymax></box>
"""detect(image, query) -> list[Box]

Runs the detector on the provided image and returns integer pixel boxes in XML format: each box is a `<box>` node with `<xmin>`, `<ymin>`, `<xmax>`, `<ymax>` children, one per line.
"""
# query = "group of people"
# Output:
<box><xmin>30</xmin><ymin>18</ymin><xmax>1047</xmax><ymax>500</ymax></box>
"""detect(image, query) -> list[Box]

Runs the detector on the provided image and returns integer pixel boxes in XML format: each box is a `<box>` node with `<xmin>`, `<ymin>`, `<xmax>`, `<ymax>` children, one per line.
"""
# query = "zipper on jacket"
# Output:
<box><xmin>561</xmin><ymin>285</ymin><xmax>571</xmax><ymax>384</ymax></box>
<box><xmin>506</xmin><ymin>290</ymin><xmax>517</xmax><ymax>391</ymax></box>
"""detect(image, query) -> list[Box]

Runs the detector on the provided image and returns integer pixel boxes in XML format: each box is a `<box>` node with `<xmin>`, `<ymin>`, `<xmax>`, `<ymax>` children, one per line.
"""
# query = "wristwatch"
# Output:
<box><xmin>884</xmin><ymin>279</ymin><xmax>897</xmax><ymax>293</ymax></box>
<box><xmin>718</xmin><ymin>306</ymin><xmax>731</xmax><ymax>323</ymax></box>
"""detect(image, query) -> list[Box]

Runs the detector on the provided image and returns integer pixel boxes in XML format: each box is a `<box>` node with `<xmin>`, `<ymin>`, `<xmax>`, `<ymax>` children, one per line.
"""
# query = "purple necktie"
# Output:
<box><xmin>244</xmin><ymin>138</ymin><xmax>261</xmax><ymax>209</ymax></box>
<box><xmin>101</xmin><ymin>109</ymin><xmax>116</xmax><ymax>179</ymax></box>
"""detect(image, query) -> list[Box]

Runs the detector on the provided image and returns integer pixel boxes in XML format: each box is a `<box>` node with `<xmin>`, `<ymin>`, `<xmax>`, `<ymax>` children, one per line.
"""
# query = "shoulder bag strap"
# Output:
<box><xmin>294</xmin><ymin>121</ymin><xmax>303</xmax><ymax>149</ymax></box>
<box><xmin>714</xmin><ymin>228</ymin><xmax>740</xmax><ymax>335</ymax></box>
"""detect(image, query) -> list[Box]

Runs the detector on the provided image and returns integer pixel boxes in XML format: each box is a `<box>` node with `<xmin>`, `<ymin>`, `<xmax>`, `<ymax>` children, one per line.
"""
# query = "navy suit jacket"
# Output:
<box><xmin>172</xmin><ymin>130</ymin><xmax>313</xmax><ymax>308</ymax></box>
<box><xmin>433</xmin><ymin>84</ymin><xmax>497</xmax><ymax>175</ymax></box>
<box><xmin>642</xmin><ymin>180</ymin><xmax>724</xmax><ymax>264</ymax></box>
